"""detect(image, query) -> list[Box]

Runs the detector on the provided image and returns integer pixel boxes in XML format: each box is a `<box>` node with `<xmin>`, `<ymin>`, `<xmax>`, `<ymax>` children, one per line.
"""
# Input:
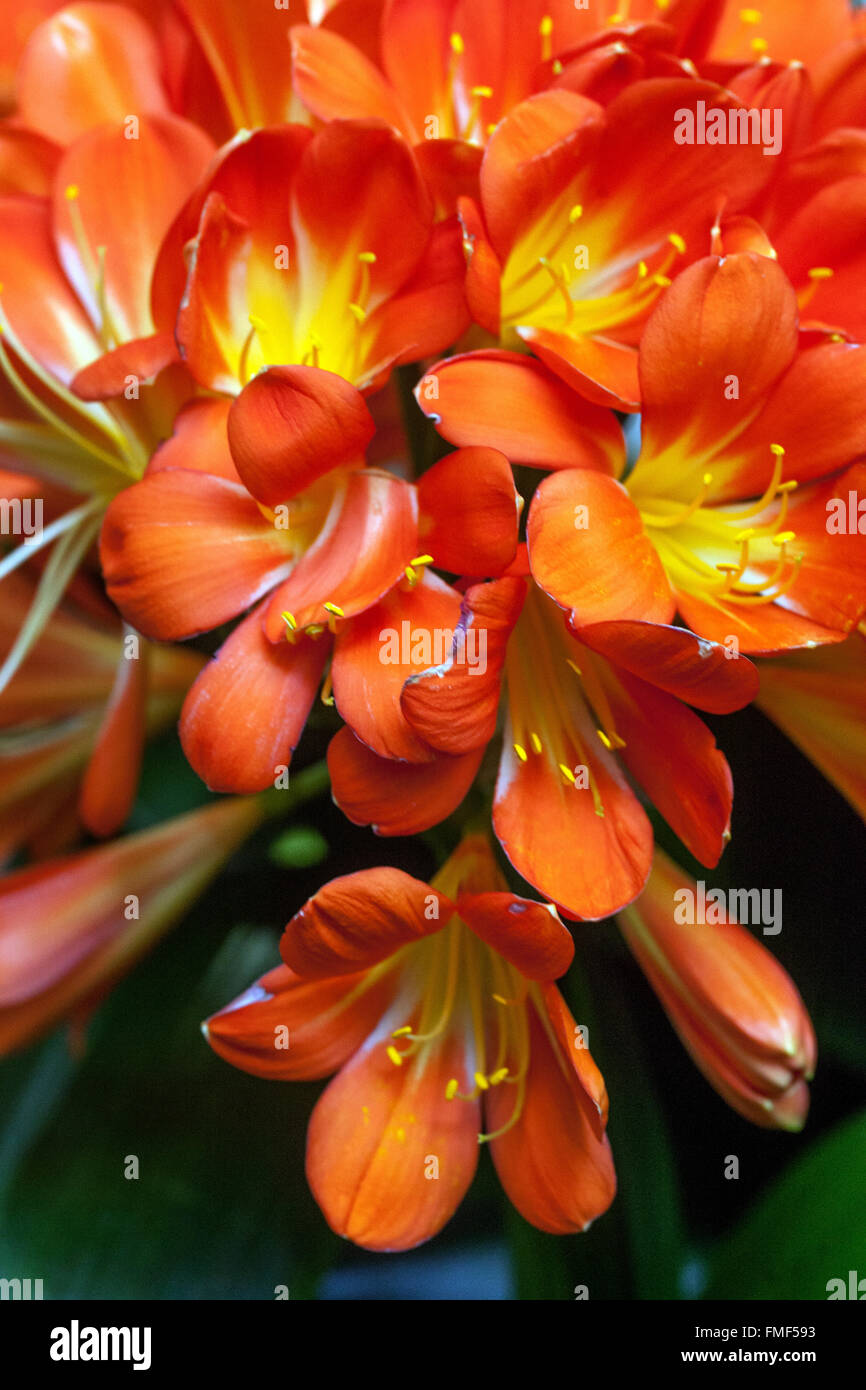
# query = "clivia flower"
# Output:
<box><xmin>101</xmin><ymin>365</ymin><xmax>519</xmax><ymax>792</ymax></box>
<box><xmin>420</xmin><ymin>252</ymin><xmax>866</xmax><ymax>653</ymax></box>
<box><xmin>455</xmin><ymin>77</ymin><xmax>770</xmax><ymax>408</ymax></box>
<box><xmin>618</xmin><ymin>846</ymin><xmax>817</xmax><ymax>1129</ymax></box>
<box><xmin>329</xmin><ymin>575</ymin><xmax>758</xmax><ymax>920</ymax></box>
<box><xmin>205</xmin><ymin>833</ymin><xmax>616</xmax><ymax>1251</ymax></box>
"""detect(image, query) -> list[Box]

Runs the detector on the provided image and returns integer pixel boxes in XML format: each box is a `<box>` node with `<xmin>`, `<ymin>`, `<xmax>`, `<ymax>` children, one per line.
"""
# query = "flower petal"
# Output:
<box><xmin>263</xmin><ymin>469</ymin><xmax>418</xmax><ymax>639</ymax></box>
<box><xmin>204</xmin><ymin>962</ymin><xmax>398</xmax><ymax>1081</ymax></box>
<box><xmin>227</xmin><ymin>365</ymin><xmax>375</xmax><ymax>507</ymax></box>
<box><xmin>417</xmin><ymin>447</ymin><xmax>520</xmax><ymax>577</ymax></box>
<box><xmin>328</xmin><ymin>726</ymin><xmax>483</xmax><ymax>835</ymax></box>
<box><xmin>574</xmin><ymin>620</ymin><xmax>760</xmax><ymax>713</ymax></box>
<box><xmin>416</xmin><ymin>350</ymin><xmax>625</xmax><ymax>473</ymax></box>
<box><xmin>281</xmin><ymin>867</ymin><xmax>450</xmax><ymax>979</ymax></box>
<box><xmin>456</xmin><ymin>893</ymin><xmax>573</xmax><ymax>981</ymax></box>
<box><xmin>180</xmin><ymin>604</ymin><xmax>329</xmax><ymax>794</ymax></box>
<box><xmin>529</xmin><ymin>470</ymin><xmax>675</xmax><ymax>625</ymax></box>
<box><xmin>100</xmin><ymin>470</ymin><xmax>294</xmax><ymax>641</ymax></box>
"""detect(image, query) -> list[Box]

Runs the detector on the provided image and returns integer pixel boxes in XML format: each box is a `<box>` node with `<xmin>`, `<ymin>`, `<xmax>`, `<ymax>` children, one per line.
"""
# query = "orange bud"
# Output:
<box><xmin>618</xmin><ymin>848</ymin><xmax>816</xmax><ymax>1130</ymax></box>
<box><xmin>0</xmin><ymin>797</ymin><xmax>263</xmax><ymax>1054</ymax></box>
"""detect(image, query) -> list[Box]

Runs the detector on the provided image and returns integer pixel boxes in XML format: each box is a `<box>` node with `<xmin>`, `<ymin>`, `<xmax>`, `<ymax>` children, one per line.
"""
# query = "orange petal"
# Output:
<box><xmin>204</xmin><ymin>962</ymin><xmax>398</xmax><ymax>1081</ymax></box>
<box><xmin>328</xmin><ymin>725</ymin><xmax>483</xmax><ymax>835</ymax></box>
<box><xmin>331</xmin><ymin>571</ymin><xmax>463</xmax><ymax>762</ymax></box>
<box><xmin>290</xmin><ymin>23</ymin><xmax>412</xmax><ymax>135</ymax></box>
<box><xmin>417</xmin><ymin>447</ymin><xmax>520</xmax><ymax>577</ymax></box>
<box><xmin>417</xmin><ymin>350</ymin><xmax>624</xmax><ymax>473</ymax></box>
<box><xmin>16</xmin><ymin>2</ymin><xmax>170</xmax><ymax>145</ymax></box>
<box><xmin>574</xmin><ymin>620</ymin><xmax>759</xmax><ymax>713</ymax></box>
<box><xmin>456</xmin><ymin>892</ymin><xmax>574</xmax><ymax>981</ymax></box>
<box><xmin>77</xmin><ymin>627</ymin><xmax>148</xmax><ymax>838</ymax></box>
<box><xmin>401</xmin><ymin>576</ymin><xmax>525</xmax><ymax>756</ymax></box>
<box><xmin>487</xmin><ymin>997</ymin><xmax>616</xmax><ymax>1234</ymax></box>
<box><xmin>281</xmin><ymin>867</ymin><xmax>450</xmax><ymax>978</ymax></box>
<box><xmin>529</xmin><ymin>469</ymin><xmax>675</xmax><ymax>626</ymax></box>
<box><xmin>54</xmin><ymin>114</ymin><xmax>214</xmax><ymax>344</ymax></box>
<box><xmin>71</xmin><ymin>332</ymin><xmax>179</xmax><ymax>401</ymax></box>
<box><xmin>180</xmin><ymin>604</ymin><xmax>329</xmax><ymax>794</ymax></box>
<box><xmin>147</xmin><ymin>396</ymin><xmax>239</xmax><ymax>482</ymax></box>
<box><xmin>263</xmin><ymin>469</ymin><xmax>418</xmax><ymax>639</ymax></box>
<box><xmin>306</xmin><ymin>1022</ymin><xmax>480</xmax><ymax>1251</ymax></box>
<box><xmin>100</xmin><ymin>471</ymin><xmax>294</xmax><ymax>641</ymax></box>
<box><xmin>227</xmin><ymin>365</ymin><xmax>375</xmax><ymax>507</ymax></box>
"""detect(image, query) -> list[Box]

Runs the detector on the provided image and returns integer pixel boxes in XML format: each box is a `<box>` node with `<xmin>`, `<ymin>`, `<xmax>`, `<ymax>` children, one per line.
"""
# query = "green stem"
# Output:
<box><xmin>254</xmin><ymin>759</ymin><xmax>331</xmax><ymax>824</ymax></box>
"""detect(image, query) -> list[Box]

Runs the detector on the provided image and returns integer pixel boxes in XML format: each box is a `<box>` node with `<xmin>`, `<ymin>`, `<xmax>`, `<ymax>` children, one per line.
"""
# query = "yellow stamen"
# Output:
<box><xmin>386</xmin><ymin>1046</ymin><xmax>404</xmax><ymax>1068</ymax></box>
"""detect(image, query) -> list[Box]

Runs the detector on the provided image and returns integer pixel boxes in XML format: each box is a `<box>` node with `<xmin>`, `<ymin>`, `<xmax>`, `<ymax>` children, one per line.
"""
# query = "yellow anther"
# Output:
<box><xmin>348</xmin><ymin>302</ymin><xmax>367</xmax><ymax>324</ymax></box>
<box><xmin>282</xmin><ymin>611</ymin><xmax>297</xmax><ymax>630</ymax></box>
<box><xmin>539</xmin><ymin>14</ymin><xmax>553</xmax><ymax>61</ymax></box>
<box><xmin>323</xmin><ymin>602</ymin><xmax>345</xmax><ymax>617</ymax></box>
<box><xmin>386</xmin><ymin>1046</ymin><xmax>404</xmax><ymax>1068</ymax></box>
<box><xmin>489</xmin><ymin>1068</ymin><xmax>509</xmax><ymax>1086</ymax></box>
<box><xmin>770</xmin><ymin>442</ymin><xmax>786</xmax><ymax>456</ymax></box>
<box><xmin>307</xmin><ymin>624</ymin><xmax>325</xmax><ymax>637</ymax></box>
<box><xmin>653</xmin><ymin>273</ymin><xmax>672</xmax><ymax>288</ymax></box>
<box><xmin>513</xmin><ymin>743</ymin><xmax>528</xmax><ymax>762</ymax></box>
<box><xmin>492</xmin><ymin>994</ymin><xmax>509</xmax><ymax>1006</ymax></box>
<box><xmin>472</xmin><ymin>85</ymin><xmax>493</xmax><ymax>98</ymax></box>
<box><xmin>772</xmin><ymin>530</ymin><xmax>796</xmax><ymax>546</ymax></box>
<box><xmin>559</xmin><ymin>763</ymin><xmax>576</xmax><ymax>784</ymax></box>
<box><xmin>539</xmin><ymin>15</ymin><xmax>553</xmax><ymax>36</ymax></box>
<box><xmin>392</xmin><ymin>1025</ymin><xmax>412</xmax><ymax>1038</ymax></box>
<box><xmin>450</xmin><ymin>31</ymin><xmax>464</xmax><ymax>54</ymax></box>
<box><xmin>445</xmin><ymin>1078</ymin><xmax>459</xmax><ymax>1100</ymax></box>
<box><xmin>668</xmin><ymin>232</ymin><xmax>687</xmax><ymax>255</ymax></box>
<box><xmin>530</xmin><ymin>731</ymin><xmax>543</xmax><ymax>754</ymax></box>
<box><xmin>740</xmin><ymin>8</ymin><xmax>762</xmax><ymax>23</ymax></box>
<box><xmin>638</xmin><ymin>260</ymin><xmax>649</xmax><ymax>278</ymax></box>
<box><xmin>597</xmin><ymin>730</ymin><xmax>614</xmax><ymax>751</ymax></box>
<box><xmin>552</xmin><ymin>58</ymin><xmax>563</xmax><ymax>75</ymax></box>
<box><xmin>474</xmin><ymin>1071</ymin><xmax>490</xmax><ymax>1091</ymax></box>
<box><xmin>358</xmin><ymin>251</ymin><xmax>377</xmax><ymax>264</ymax></box>
<box><xmin>569</xmin><ymin>204</ymin><xmax>584</xmax><ymax>223</ymax></box>
<box><xmin>807</xmin><ymin>266</ymin><xmax>834</xmax><ymax>280</ymax></box>
<box><xmin>566</xmin><ymin>659</ymin><xmax>582</xmax><ymax>677</ymax></box>
<box><xmin>751</xmin><ymin>37</ymin><xmax>768</xmax><ymax>53</ymax></box>
<box><xmin>248</xmin><ymin>313</ymin><xmax>267</xmax><ymax>331</ymax></box>
<box><xmin>64</xmin><ymin>184</ymin><xmax>80</xmax><ymax>201</ymax></box>
<box><xmin>410</xmin><ymin>554</ymin><xmax>434</xmax><ymax>567</ymax></box>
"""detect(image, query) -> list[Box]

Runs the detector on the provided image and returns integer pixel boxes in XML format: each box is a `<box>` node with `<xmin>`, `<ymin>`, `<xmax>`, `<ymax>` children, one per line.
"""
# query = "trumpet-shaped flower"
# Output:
<box><xmin>205</xmin><ymin>834</ymin><xmax>616</xmax><ymax>1250</ymax></box>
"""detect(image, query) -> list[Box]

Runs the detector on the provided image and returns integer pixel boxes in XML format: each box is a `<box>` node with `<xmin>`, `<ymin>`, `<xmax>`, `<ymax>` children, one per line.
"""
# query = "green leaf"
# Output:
<box><xmin>704</xmin><ymin>1109</ymin><xmax>866</xmax><ymax>1300</ymax></box>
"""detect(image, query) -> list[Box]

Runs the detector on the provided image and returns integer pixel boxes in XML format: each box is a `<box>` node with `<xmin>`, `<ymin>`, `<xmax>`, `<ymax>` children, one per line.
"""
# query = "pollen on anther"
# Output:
<box><xmin>358</xmin><ymin>251</ymin><xmax>377</xmax><ymax>264</ymax></box>
<box><xmin>410</xmin><ymin>554</ymin><xmax>434</xmax><ymax>567</ymax></box>
<box><xmin>513</xmin><ymin>742</ymin><xmax>528</xmax><ymax>762</ymax></box>
<box><xmin>282</xmin><ymin>611</ymin><xmax>297</xmax><ymax>630</ymax></box>
<box><xmin>668</xmin><ymin>232</ymin><xmax>687</xmax><ymax>254</ymax></box>
<box><xmin>323</xmin><ymin>602</ymin><xmax>345</xmax><ymax>617</ymax></box>
<box><xmin>64</xmin><ymin>184</ymin><xmax>80</xmax><ymax>201</ymax></box>
<box><xmin>569</xmin><ymin>204</ymin><xmax>584</xmax><ymax>223</ymax></box>
<box><xmin>807</xmin><ymin>266</ymin><xmax>834</xmax><ymax>280</ymax></box>
<box><xmin>348</xmin><ymin>303</ymin><xmax>367</xmax><ymax>323</ymax></box>
<box><xmin>770</xmin><ymin>443</ymin><xmax>786</xmax><ymax>456</ymax></box>
<box><xmin>392</xmin><ymin>1025</ymin><xmax>412</xmax><ymax>1037</ymax></box>
<box><xmin>450</xmin><ymin>31</ymin><xmax>465</xmax><ymax>54</ymax></box>
<box><xmin>445</xmin><ymin>1078</ymin><xmax>459</xmax><ymax>1100</ymax></box>
<box><xmin>653</xmin><ymin>273</ymin><xmax>672</xmax><ymax>288</ymax></box>
<box><xmin>530</xmin><ymin>732</ymin><xmax>543</xmax><ymax>754</ymax></box>
<box><xmin>386</xmin><ymin>1045</ymin><xmax>404</xmax><ymax>1068</ymax></box>
<box><xmin>474</xmin><ymin>1071</ymin><xmax>490</xmax><ymax>1091</ymax></box>
<box><xmin>559</xmin><ymin>763</ymin><xmax>576</xmax><ymax>784</ymax></box>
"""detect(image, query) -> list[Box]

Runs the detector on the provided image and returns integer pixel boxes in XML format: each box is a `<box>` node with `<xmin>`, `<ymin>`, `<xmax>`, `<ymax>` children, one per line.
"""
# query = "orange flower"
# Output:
<box><xmin>205</xmin><ymin>834</ymin><xmax>615</xmax><ymax>1251</ymax></box>
<box><xmin>455</xmin><ymin>77</ymin><xmax>769</xmax><ymax>407</ymax></box>
<box><xmin>0</xmin><ymin>796</ymin><xmax>263</xmax><ymax>1054</ymax></box>
<box><xmin>618</xmin><ymin>846</ymin><xmax>816</xmax><ymax>1130</ymax></box>
<box><xmin>101</xmin><ymin>361</ymin><xmax>519</xmax><ymax>792</ymax></box>
<box><xmin>162</xmin><ymin>120</ymin><xmax>468</xmax><ymax>398</ymax></box>
<box><xmin>421</xmin><ymin>253</ymin><xmax>866</xmax><ymax>654</ymax></box>
<box><xmin>329</xmin><ymin>576</ymin><xmax>758</xmax><ymax>920</ymax></box>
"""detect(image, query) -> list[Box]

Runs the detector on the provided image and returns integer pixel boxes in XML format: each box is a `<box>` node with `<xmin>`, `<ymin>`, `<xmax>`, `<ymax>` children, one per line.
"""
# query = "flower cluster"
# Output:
<box><xmin>1</xmin><ymin>0</ymin><xmax>863</xmax><ymax>1252</ymax></box>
